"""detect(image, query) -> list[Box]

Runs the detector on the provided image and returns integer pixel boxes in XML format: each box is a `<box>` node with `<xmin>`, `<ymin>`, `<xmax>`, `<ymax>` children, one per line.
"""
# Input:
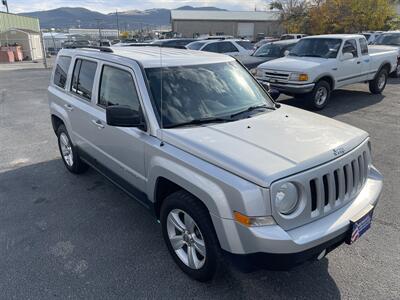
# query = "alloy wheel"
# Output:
<box><xmin>166</xmin><ymin>209</ymin><xmax>206</xmax><ymax>270</ymax></box>
<box><xmin>59</xmin><ymin>132</ymin><xmax>74</xmax><ymax>167</ymax></box>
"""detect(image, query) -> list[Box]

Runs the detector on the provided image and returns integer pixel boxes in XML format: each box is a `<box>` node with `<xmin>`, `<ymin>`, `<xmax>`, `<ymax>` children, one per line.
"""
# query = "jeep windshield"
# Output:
<box><xmin>145</xmin><ymin>61</ymin><xmax>274</xmax><ymax>128</ymax></box>
<box><xmin>289</xmin><ymin>38</ymin><xmax>342</xmax><ymax>58</ymax></box>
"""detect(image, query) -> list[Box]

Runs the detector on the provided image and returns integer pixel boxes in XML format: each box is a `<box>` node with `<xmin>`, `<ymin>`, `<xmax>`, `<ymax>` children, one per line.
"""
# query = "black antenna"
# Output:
<box><xmin>159</xmin><ymin>45</ymin><xmax>164</xmax><ymax>146</ymax></box>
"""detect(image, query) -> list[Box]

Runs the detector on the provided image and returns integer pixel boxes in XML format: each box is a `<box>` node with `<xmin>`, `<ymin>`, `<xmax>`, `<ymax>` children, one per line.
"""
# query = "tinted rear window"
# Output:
<box><xmin>187</xmin><ymin>42</ymin><xmax>206</xmax><ymax>50</ymax></box>
<box><xmin>71</xmin><ymin>59</ymin><xmax>97</xmax><ymax>101</ymax></box>
<box><xmin>54</xmin><ymin>56</ymin><xmax>71</xmax><ymax>89</ymax></box>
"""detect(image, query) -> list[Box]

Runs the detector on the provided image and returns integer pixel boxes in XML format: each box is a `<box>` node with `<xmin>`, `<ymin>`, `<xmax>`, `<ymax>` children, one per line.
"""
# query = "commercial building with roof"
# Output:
<box><xmin>0</xmin><ymin>12</ymin><xmax>43</xmax><ymax>61</ymax></box>
<box><xmin>170</xmin><ymin>10</ymin><xmax>283</xmax><ymax>41</ymax></box>
<box><xmin>0</xmin><ymin>12</ymin><xmax>40</xmax><ymax>33</ymax></box>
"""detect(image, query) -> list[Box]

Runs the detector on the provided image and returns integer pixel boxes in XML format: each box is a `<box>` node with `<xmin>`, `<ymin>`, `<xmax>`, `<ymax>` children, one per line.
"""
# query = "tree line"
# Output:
<box><xmin>269</xmin><ymin>0</ymin><xmax>400</xmax><ymax>34</ymax></box>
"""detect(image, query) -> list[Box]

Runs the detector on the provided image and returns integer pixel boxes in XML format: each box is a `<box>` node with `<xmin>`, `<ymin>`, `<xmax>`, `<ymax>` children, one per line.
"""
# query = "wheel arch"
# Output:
<box><xmin>51</xmin><ymin>114</ymin><xmax>65</xmax><ymax>133</ymax></box>
<box><xmin>315</xmin><ymin>74</ymin><xmax>335</xmax><ymax>90</ymax></box>
<box><xmin>377</xmin><ymin>61</ymin><xmax>391</xmax><ymax>77</ymax></box>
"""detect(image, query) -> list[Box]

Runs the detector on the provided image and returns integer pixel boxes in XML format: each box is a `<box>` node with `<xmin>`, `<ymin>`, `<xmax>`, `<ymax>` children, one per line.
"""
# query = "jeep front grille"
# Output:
<box><xmin>270</xmin><ymin>140</ymin><xmax>371</xmax><ymax>231</ymax></box>
<box><xmin>309</xmin><ymin>151</ymin><xmax>369</xmax><ymax>217</ymax></box>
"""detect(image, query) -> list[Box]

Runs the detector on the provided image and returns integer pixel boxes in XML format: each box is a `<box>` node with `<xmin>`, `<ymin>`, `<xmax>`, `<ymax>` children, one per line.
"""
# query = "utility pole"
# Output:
<box><xmin>116</xmin><ymin>10</ymin><xmax>120</xmax><ymax>38</ymax></box>
<box><xmin>2</xmin><ymin>0</ymin><xmax>9</xmax><ymax>13</ymax></box>
<box><xmin>96</xmin><ymin>19</ymin><xmax>102</xmax><ymax>41</ymax></box>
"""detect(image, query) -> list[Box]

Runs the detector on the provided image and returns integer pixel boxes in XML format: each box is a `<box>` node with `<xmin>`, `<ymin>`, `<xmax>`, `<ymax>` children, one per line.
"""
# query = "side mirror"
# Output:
<box><xmin>269</xmin><ymin>88</ymin><xmax>281</xmax><ymax>101</ymax></box>
<box><xmin>106</xmin><ymin>105</ymin><xmax>145</xmax><ymax>128</ymax></box>
<box><xmin>341</xmin><ymin>52</ymin><xmax>354</xmax><ymax>61</ymax></box>
<box><xmin>284</xmin><ymin>50</ymin><xmax>290</xmax><ymax>56</ymax></box>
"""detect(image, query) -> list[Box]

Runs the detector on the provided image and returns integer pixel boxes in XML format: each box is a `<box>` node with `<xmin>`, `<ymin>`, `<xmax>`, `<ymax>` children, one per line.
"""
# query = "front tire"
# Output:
<box><xmin>57</xmin><ymin>125</ymin><xmax>88</xmax><ymax>174</ymax></box>
<box><xmin>369</xmin><ymin>68</ymin><xmax>388</xmax><ymax>94</ymax></box>
<box><xmin>160</xmin><ymin>190</ymin><xmax>222</xmax><ymax>282</ymax></box>
<box><xmin>307</xmin><ymin>80</ymin><xmax>331</xmax><ymax>110</ymax></box>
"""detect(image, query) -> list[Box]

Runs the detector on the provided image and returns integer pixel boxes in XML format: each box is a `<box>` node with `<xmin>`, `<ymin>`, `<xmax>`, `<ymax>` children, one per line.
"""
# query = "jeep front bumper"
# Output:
<box><xmin>211</xmin><ymin>166</ymin><xmax>383</xmax><ymax>268</ymax></box>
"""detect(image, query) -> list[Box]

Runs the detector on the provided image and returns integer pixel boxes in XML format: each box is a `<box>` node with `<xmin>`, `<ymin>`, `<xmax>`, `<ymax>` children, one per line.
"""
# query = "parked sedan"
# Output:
<box><xmin>237</xmin><ymin>40</ymin><xmax>299</xmax><ymax>74</ymax></box>
<box><xmin>186</xmin><ymin>39</ymin><xmax>254</xmax><ymax>56</ymax></box>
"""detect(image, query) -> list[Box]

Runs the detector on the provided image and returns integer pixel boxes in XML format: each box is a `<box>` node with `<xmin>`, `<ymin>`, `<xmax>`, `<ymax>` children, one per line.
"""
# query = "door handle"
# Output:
<box><xmin>91</xmin><ymin>119</ymin><xmax>105</xmax><ymax>129</ymax></box>
<box><xmin>64</xmin><ymin>104</ymin><xmax>74</xmax><ymax>111</ymax></box>
<box><xmin>357</xmin><ymin>61</ymin><xmax>361</xmax><ymax>64</ymax></box>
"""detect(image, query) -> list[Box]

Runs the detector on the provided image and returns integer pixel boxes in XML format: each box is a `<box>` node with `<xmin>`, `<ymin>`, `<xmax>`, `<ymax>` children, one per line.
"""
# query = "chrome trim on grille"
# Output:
<box><xmin>257</xmin><ymin>69</ymin><xmax>290</xmax><ymax>83</ymax></box>
<box><xmin>270</xmin><ymin>140</ymin><xmax>371</xmax><ymax>231</ymax></box>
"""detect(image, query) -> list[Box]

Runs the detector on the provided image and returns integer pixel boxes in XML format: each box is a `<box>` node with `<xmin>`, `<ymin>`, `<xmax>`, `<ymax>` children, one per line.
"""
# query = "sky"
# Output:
<box><xmin>3</xmin><ymin>0</ymin><xmax>272</xmax><ymax>13</ymax></box>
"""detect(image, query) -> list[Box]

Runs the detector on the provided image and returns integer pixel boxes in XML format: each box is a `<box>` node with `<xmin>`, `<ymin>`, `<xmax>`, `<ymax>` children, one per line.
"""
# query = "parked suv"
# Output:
<box><xmin>48</xmin><ymin>46</ymin><xmax>383</xmax><ymax>281</ymax></box>
<box><xmin>186</xmin><ymin>39</ymin><xmax>254</xmax><ymax>56</ymax></box>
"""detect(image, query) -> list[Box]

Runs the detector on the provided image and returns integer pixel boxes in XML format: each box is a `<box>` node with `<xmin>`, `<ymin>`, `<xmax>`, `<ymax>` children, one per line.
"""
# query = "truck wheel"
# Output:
<box><xmin>308</xmin><ymin>80</ymin><xmax>331</xmax><ymax>110</ymax></box>
<box><xmin>160</xmin><ymin>190</ymin><xmax>222</xmax><ymax>282</ymax></box>
<box><xmin>57</xmin><ymin>125</ymin><xmax>88</xmax><ymax>174</ymax></box>
<box><xmin>369</xmin><ymin>68</ymin><xmax>388</xmax><ymax>94</ymax></box>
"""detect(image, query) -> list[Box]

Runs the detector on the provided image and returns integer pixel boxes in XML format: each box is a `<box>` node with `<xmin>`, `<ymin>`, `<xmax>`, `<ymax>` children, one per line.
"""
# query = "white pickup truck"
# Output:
<box><xmin>255</xmin><ymin>34</ymin><xmax>398</xmax><ymax>109</ymax></box>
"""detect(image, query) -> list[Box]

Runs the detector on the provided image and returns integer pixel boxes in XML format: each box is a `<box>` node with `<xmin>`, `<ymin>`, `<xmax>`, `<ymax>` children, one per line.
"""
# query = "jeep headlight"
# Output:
<box><xmin>289</xmin><ymin>72</ymin><xmax>309</xmax><ymax>81</ymax></box>
<box><xmin>275</xmin><ymin>182</ymin><xmax>299</xmax><ymax>215</ymax></box>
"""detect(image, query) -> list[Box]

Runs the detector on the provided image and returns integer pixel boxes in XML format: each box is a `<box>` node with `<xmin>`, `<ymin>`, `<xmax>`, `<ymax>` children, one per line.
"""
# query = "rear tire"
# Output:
<box><xmin>160</xmin><ymin>190</ymin><xmax>222</xmax><ymax>282</ymax></box>
<box><xmin>306</xmin><ymin>80</ymin><xmax>331</xmax><ymax>110</ymax></box>
<box><xmin>57</xmin><ymin>125</ymin><xmax>88</xmax><ymax>174</ymax></box>
<box><xmin>369</xmin><ymin>68</ymin><xmax>388</xmax><ymax>94</ymax></box>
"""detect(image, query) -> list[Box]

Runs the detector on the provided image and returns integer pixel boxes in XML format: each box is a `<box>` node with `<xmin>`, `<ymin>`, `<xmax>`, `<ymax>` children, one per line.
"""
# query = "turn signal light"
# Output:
<box><xmin>299</xmin><ymin>74</ymin><xmax>309</xmax><ymax>81</ymax></box>
<box><xmin>233</xmin><ymin>211</ymin><xmax>276</xmax><ymax>227</ymax></box>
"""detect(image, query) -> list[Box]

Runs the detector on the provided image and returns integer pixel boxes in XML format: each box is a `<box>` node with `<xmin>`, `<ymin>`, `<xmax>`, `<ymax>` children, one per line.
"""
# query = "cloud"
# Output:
<box><xmin>5</xmin><ymin>0</ymin><xmax>271</xmax><ymax>13</ymax></box>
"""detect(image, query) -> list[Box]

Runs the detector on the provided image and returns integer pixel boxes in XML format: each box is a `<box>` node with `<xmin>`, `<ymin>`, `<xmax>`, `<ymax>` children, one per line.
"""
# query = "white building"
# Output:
<box><xmin>171</xmin><ymin>10</ymin><xmax>282</xmax><ymax>41</ymax></box>
<box><xmin>68</xmin><ymin>28</ymin><xmax>119</xmax><ymax>40</ymax></box>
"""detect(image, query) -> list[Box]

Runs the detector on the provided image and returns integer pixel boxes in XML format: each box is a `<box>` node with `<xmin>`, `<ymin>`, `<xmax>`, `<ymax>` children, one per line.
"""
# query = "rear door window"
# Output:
<box><xmin>203</xmin><ymin>43</ymin><xmax>219</xmax><ymax>53</ymax></box>
<box><xmin>71</xmin><ymin>59</ymin><xmax>97</xmax><ymax>101</ymax></box>
<box><xmin>218</xmin><ymin>42</ymin><xmax>239</xmax><ymax>53</ymax></box>
<box><xmin>236</xmin><ymin>41</ymin><xmax>253</xmax><ymax>50</ymax></box>
<box><xmin>54</xmin><ymin>56</ymin><xmax>71</xmax><ymax>89</ymax></box>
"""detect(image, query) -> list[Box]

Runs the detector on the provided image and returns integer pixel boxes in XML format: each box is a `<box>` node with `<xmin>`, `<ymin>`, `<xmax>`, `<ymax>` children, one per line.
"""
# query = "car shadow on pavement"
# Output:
<box><xmin>280</xmin><ymin>89</ymin><xmax>385</xmax><ymax>119</ymax></box>
<box><xmin>0</xmin><ymin>159</ymin><xmax>340</xmax><ymax>299</ymax></box>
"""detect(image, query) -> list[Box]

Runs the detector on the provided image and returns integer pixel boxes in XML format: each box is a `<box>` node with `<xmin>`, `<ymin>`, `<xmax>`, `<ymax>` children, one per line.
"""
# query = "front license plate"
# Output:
<box><xmin>346</xmin><ymin>205</ymin><xmax>374</xmax><ymax>245</ymax></box>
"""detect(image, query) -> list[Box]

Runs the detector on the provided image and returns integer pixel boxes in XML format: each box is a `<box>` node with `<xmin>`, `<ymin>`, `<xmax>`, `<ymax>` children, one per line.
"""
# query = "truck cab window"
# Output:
<box><xmin>342</xmin><ymin>40</ymin><xmax>358</xmax><ymax>58</ymax></box>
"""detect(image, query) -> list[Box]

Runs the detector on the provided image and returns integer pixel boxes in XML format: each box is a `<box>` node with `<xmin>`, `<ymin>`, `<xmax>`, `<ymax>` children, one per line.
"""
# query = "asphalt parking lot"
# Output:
<box><xmin>0</xmin><ymin>67</ymin><xmax>399</xmax><ymax>299</ymax></box>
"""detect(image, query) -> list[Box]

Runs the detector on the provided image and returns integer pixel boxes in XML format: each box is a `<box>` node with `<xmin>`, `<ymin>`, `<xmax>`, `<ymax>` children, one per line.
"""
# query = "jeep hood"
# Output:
<box><xmin>258</xmin><ymin>56</ymin><xmax>327</xmax><ymax>72</ymax></box>
<box><xmin>161</xmin><ymin>105</ymin><xmax>368</xmax><ymax>187</ymax></box>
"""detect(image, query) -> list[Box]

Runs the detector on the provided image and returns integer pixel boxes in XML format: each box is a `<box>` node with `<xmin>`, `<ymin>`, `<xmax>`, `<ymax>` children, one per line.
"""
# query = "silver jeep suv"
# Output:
<box><xmin>48</xmin><ymin>46</ymin><xmax>383</xmax><ymax>281</ymax></box>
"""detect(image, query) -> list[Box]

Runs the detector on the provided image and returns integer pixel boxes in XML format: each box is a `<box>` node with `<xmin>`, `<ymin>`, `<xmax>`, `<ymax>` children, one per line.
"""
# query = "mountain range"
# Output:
<box><xmin>19</xmin><ymin>6</ymin><xmax>226</xmax><ymax>30</ymax></box>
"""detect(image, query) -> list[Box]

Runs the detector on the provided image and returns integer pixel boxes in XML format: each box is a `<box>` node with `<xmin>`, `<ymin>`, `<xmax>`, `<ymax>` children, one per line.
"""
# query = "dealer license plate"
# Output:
<box><xmin>346</xmin><ymin>205</ymin><xmax>374</xmax><ymax>245</ymax></box>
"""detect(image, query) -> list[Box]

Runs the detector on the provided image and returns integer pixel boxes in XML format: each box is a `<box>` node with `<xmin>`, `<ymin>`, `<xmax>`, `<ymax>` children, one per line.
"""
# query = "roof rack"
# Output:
<box><xmin>66</xmin><ymin>46</ymin><xmax>113</xmax><ymax>53</ymax></box>
<box><xmin>118</xmin><ymin>44</ymin><xmax>187</xmax><ymax>49</ymax></box>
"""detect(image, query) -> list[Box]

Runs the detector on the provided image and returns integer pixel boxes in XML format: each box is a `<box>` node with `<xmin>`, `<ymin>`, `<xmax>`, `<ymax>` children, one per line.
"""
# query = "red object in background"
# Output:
<box><xmin>0</xmin><ymin>50</ymin><xmax>15</xmax><ymax>63</ymax></box>
<box><xmin>10</xmin><ymin>46</ymin><xmax>23</xmax><ymax>61</ymax></box>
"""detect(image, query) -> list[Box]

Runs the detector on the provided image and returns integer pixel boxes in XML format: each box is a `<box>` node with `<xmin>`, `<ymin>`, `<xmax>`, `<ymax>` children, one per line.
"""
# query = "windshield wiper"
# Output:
<box><xmin>230</xmin><ymin>104</ymin><xmax>275</xmax><ymax>118</ymax></box>
<box><xmin>164</xmin><ymin>117</ymin><xmax>234</xmax><ymax>129</ymax></box>
<box><xmin>302</xmin><ymin>54</ymin><xmax>323</xmax><ymax>58</ymax></box>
